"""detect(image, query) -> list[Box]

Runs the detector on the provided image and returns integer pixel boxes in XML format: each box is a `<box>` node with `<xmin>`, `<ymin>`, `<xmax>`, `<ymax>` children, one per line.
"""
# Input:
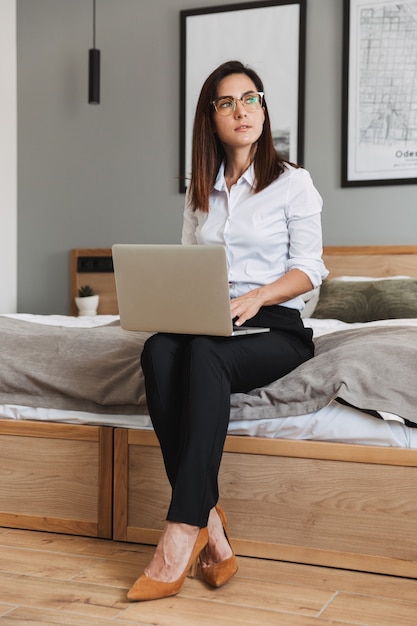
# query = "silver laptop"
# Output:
<box><xmin>112</xmin><ymin>244</ymin><xmax>270</xmax><ymax>337</ymax></box>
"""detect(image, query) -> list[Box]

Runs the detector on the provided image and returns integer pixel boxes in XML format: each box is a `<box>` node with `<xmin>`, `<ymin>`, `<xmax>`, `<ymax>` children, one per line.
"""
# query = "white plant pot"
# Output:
<box><xmin>75</xmin><ymin>294</ymin><xmax>99</xmax><ymax>316</ymax></box>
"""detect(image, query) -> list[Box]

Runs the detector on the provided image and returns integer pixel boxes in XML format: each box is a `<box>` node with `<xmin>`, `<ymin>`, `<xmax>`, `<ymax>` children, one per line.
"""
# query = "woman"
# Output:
<box><xmin>127</xmin><ymin>60</ymin><xmax>328</xmax><ymax>602</ymax></box>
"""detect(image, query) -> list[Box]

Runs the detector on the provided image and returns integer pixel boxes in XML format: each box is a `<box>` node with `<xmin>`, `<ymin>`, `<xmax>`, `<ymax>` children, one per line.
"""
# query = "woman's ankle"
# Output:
<box><xmin>201</xmin><ymin>508</ymin><xmax>233</xmax><ymax>567</ymax></box>
<box><xmin>144</xmin><ymin>522</ymin><xmax>201</xmax><ymax>582</ymax></box>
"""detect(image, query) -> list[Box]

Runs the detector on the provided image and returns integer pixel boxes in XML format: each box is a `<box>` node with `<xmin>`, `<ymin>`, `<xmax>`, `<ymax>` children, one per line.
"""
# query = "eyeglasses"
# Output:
<box><xmin>211</xmin><ymin>91</ymin><xmax>264</xmax><ymax>116</ymax></box>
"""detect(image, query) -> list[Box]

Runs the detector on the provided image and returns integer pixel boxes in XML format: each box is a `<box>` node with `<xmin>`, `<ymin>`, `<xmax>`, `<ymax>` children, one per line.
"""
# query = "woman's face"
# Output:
<box><xmin>212</xmin><ymin>73</ymin><xmax>265</xmax><ymax>151</ymax></box>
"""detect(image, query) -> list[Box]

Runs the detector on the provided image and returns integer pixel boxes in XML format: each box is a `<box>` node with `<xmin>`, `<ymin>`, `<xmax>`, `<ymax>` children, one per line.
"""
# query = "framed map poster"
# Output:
<box><xmin>342</xmin><ymin>0</ymin><xmax>417</xmax><ymax>186</ymax></box>
<box><xmin>179</xmin><ymin>1</ymin><xmax>306</xmax><ymax>193</ymax></box>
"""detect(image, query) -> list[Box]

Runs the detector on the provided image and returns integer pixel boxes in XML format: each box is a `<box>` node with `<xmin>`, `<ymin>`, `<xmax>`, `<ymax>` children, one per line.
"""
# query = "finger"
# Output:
<box><xmin>234</xmin><ymin>314</ymin><xmax>246</xmax><ymax>327</ymax></box>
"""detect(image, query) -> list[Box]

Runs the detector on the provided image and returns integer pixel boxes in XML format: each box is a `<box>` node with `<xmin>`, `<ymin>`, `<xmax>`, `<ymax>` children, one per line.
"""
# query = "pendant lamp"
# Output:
<box><xmin>88</xmin><ymin>0</ymin><xmax>100</xmax><ymax>104</ymax></box>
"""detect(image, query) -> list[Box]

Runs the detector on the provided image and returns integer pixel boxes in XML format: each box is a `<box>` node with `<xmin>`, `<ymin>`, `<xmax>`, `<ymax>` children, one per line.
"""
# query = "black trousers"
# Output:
<box><xmin>140</xmin><ymin>305</ymin><xmax>314</xmax><ymax>528</ymax></box>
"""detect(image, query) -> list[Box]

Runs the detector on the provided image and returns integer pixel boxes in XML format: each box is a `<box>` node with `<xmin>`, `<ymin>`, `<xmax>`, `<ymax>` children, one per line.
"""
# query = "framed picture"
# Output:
<box><xmin>342</xmin><ymin>0</ymin><xmax>417</xmax><ymax>187</ymax></box>
<box><xmin>179</xmin><ymin>0</ymin><xmax>306</xmax><ymax>193</ymax></box>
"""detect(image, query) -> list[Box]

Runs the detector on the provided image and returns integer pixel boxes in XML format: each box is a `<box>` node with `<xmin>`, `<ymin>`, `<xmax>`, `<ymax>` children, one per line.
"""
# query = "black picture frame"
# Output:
<box><xmin>342</xmin><ymin>0</ymin><xmax>417</xmax><ymax>187</ymax></box>
<box><xmin>179</xmin><ymin>0</ymin><xmax>307</xmax><ymax>193</ymax></box>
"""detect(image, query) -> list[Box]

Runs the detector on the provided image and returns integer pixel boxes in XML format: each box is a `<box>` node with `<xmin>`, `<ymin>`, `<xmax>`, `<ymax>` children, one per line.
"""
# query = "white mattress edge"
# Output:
<box><xmin>0</xmin><ymin>401</ymin><xmax>416</xmax><ymax>448</ymax></box>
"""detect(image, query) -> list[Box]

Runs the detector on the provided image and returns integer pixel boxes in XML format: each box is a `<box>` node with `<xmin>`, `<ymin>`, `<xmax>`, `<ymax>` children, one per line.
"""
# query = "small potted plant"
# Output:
<box><xmin>75</xmin><ymin>285</ymin><xmax>99</xmax><ymax>316</ymax></box>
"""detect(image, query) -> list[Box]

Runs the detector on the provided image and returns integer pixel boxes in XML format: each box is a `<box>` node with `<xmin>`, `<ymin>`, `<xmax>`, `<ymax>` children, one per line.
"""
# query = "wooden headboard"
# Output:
<box><xmin>322</xmin><ymin>245</ymin><xmax>417</xmax><ymax>279</ymax></box>
<box><xmin>70</xmin><ymin>246</ymin><xmax>417</xmax><ymax>315</ymax></box>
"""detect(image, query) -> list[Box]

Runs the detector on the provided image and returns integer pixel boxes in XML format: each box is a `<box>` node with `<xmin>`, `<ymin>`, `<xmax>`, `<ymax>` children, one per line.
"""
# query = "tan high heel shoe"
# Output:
<box><xmin>200</xmin><ymin>505</ymin><xmax>238</xmax><ymax>588</ymax></box>
<box><xmin>127</xmin><ymin>526</ymin><xmax>208</xmax><ymax>602</ymax></box>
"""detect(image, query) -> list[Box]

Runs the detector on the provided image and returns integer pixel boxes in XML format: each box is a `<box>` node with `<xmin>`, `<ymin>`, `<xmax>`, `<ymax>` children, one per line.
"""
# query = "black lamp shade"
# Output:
<box><xmin>88</xmin><ymin>48</ymin><xmax>100</xmax><ymax>104</ymax></box>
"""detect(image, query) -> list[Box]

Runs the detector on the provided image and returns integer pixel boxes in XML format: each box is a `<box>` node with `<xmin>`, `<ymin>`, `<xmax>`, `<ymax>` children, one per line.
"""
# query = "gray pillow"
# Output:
<box><xmin>313</xmin><ymin>278</ymin><xmax>417</xmax><ymax>322</ymax></box>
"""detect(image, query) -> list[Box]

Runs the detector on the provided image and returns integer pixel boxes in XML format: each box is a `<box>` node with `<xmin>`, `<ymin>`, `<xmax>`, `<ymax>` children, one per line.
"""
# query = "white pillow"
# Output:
<box><xmin>331</xmin><ymin>275</ymin><xmax>411</xmax><ymax>281</ymax></box>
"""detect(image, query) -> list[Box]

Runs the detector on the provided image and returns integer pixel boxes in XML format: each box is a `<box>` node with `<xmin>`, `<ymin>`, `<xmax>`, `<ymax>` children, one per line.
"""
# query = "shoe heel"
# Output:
<box><xmin>188</xmin><ymin>558</ymin><xmax>199</xmax><ymax>579</ymax></box>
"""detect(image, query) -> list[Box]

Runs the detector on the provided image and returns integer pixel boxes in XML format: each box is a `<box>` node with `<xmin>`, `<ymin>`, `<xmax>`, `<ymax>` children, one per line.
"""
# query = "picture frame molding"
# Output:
<box><xmin>341</xmin><ymin>0</ymin><xmax>417</xmax><ymax>187</ymax></box>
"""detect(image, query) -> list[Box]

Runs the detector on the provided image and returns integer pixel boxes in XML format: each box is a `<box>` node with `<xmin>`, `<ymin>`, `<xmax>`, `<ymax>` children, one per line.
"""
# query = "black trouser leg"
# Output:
<box><xmin>141</xmin><ymin>310</ymin><xmax>314</xmax><ymax>527</ymax></box>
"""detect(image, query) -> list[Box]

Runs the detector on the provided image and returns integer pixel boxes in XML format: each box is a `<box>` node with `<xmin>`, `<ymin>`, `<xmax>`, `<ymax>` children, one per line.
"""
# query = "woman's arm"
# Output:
<box><xmin>232</xmin><ymin>169</ymin><xmax>327</xmax><ymax>326</ymax></box>
<box><xmin>230</xmin><ymin>269</ymin><xmax>313</xmax><ymax>327</ymax></box>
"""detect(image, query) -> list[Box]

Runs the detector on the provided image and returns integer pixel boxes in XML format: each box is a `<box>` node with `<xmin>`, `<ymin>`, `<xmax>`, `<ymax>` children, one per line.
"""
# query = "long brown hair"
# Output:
<box><xmin>188</xmin><ymin>60</ymin><xmax>290</xmax><ymax>213</ymax></box>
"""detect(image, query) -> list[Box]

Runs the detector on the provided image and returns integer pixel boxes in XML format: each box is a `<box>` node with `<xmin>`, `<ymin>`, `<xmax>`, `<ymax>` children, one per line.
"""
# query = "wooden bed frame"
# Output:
<box><xmin>1</xmin><ymin>246</ymin><xmax>417</xmax><ymax>579</ymax></box>
<box><xmin>87</xmin><ymin>244</ymin><xmax>417</xmax><ymax>578</ymax></box>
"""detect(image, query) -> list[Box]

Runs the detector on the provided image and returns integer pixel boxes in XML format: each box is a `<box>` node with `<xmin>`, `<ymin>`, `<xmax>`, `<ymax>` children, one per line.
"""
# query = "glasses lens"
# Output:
<box><xmin>242</xmin><ymin>93</ymin><xmax>262</xmax><ymax>111</ymax></box>
<box><xmin>214</xmin><ymin>97</ymin><xmax>235</xmax><ymax>116</ymax></box>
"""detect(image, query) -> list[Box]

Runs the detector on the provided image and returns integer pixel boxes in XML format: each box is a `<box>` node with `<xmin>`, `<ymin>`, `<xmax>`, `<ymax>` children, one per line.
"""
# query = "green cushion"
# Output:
<box><xmin>313</xmin><ymin>278</ymin><xmax>417</xmax><ymax>322</ymax></box>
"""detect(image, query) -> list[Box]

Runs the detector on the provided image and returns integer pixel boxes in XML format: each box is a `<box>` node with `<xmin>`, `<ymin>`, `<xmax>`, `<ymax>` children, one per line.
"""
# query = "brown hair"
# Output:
<box><xmin>188</xmin><ymin>60</ymin><xmax>292</xmax><ymax>213</ymax></box>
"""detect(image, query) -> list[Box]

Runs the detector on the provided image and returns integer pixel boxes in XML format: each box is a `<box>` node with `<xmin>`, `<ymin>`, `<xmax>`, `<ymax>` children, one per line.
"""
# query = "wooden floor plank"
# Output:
<box><xmin>0</xmin><ymin>572</ymin><xmax>128</xmax><ymax>621</ymax></box>
<box><xmin>0</xmin><ymin>529</ymin><xmax>149</xmax><ymax>560</ymax></box>
<box><xmin>0</xmin><ymin>545</ymin><xmax>101</xmax><ymax>580</ymax></box>
<box><xmin>321</xmin><ymin>591</ymin><xmax>417</xmax><ymax>626</ymax></box>
<box><xmin>237</xmin><ymin>556</ymin><xmax>417</xmax><ymax>603</ymax></box>
<box><xmin>121</xmin><ymin>595</ymin><xmax>342</xmax><ymax>626</ymax></box>
<box><xmin>181</xmin><ymin>576</ymin><xmax>334</xmax><ymax>617</ymax></box>
<box><xmin>0</xmin><ymin>606</ymin><xmax>146</xmax><ymax>626</ymax></box>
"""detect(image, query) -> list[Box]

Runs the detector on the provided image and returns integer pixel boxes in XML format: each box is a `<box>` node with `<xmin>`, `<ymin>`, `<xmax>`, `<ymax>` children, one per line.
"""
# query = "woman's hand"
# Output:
<box><xmin>230</xmin><ymin>289</ymin><xmax>265</xmax><ymax>327</ymax></box>
<box><xmin>230</xmin><ymin>269</ymin><xmax>314</xmax><ymax>326</ymax></box>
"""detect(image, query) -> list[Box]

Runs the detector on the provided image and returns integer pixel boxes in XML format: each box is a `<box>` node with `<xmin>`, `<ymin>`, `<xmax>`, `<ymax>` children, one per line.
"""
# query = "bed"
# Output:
<box><xmin>1</xmin><ymin>245</ymin><xmax>417</xmax><ymax>578</ymax></box>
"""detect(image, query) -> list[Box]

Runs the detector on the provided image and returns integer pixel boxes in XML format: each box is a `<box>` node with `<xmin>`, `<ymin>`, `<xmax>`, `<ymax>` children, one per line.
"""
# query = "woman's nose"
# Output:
<box><xmin>234</xmin><ymin>100</ymin><xmax>247</xmax><ymax>117</ymax></box>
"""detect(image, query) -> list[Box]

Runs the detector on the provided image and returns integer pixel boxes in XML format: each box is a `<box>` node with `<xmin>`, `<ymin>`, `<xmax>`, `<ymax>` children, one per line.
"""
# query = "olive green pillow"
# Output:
<box><xmin>313</xmin><ymin>278</ymin><xmax>417</xmax><ymax>322</ymax></box>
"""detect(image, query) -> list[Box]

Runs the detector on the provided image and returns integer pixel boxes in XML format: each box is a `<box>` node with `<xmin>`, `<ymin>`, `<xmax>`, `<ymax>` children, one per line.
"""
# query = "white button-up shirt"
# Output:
<box><xmin>181</xmin><ymin>163</ymin><xmax>328</xmax><ymax>311</ymax></box>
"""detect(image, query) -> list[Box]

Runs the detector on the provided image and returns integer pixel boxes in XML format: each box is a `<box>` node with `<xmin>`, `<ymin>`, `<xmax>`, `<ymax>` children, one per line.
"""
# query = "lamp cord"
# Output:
<box><xmin>92</xmin><ymin>0</ymin><xmax>96</xmax><ymax>49</ymax></box>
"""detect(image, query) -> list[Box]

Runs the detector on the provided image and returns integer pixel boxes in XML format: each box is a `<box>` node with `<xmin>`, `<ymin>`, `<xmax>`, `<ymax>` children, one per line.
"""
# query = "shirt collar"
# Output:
<box><xmin>213</xmin><ymin>161</ymin><xmax>255</xmax><ymax>191</ymax></box>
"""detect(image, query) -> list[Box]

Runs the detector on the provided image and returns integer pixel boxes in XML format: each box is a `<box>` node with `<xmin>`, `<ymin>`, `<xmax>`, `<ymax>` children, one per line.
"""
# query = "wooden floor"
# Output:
<box><xmin>0</xmin><ymin>528</ymin><xmax>417</xmax><ymax>625</ymax></box>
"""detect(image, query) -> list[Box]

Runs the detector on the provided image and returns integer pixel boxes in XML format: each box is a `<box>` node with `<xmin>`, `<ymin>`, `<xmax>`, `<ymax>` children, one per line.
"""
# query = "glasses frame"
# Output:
<box><xmin>211</xmin><ymin>91</ymin><xmax>265</xmax><ymax>116</ymax></box>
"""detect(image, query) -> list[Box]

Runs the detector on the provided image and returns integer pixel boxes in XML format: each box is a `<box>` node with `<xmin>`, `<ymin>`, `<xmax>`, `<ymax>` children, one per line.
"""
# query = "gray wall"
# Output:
<box><xmin>17</xmin><ymin>0</ymin><xmax>417</xmax><ymax>314</ymax></box>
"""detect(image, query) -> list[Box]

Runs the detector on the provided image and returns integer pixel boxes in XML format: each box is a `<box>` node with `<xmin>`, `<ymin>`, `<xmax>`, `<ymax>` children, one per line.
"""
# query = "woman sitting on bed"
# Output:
<box><xmin>127</xmin><ymin>60</ymin><xmax>328</xmax><ymax>602</ymax></box>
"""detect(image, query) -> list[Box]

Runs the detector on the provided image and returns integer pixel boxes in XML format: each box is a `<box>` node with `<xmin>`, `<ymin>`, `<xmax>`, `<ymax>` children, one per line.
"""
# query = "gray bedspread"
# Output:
<box><xmin>231</xmin><ymin>325</ymin><xmax>417</xmax><ymax>424</ymax></box>
<box><xmin>0</xmin><ymin>318</ymin><xmax>149</xmax><ymax>415</ymax></box>
<box><xmin>0</xmin><ymin>317</ymin><xmax>416</xmax><ymax>423</ymax></box>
